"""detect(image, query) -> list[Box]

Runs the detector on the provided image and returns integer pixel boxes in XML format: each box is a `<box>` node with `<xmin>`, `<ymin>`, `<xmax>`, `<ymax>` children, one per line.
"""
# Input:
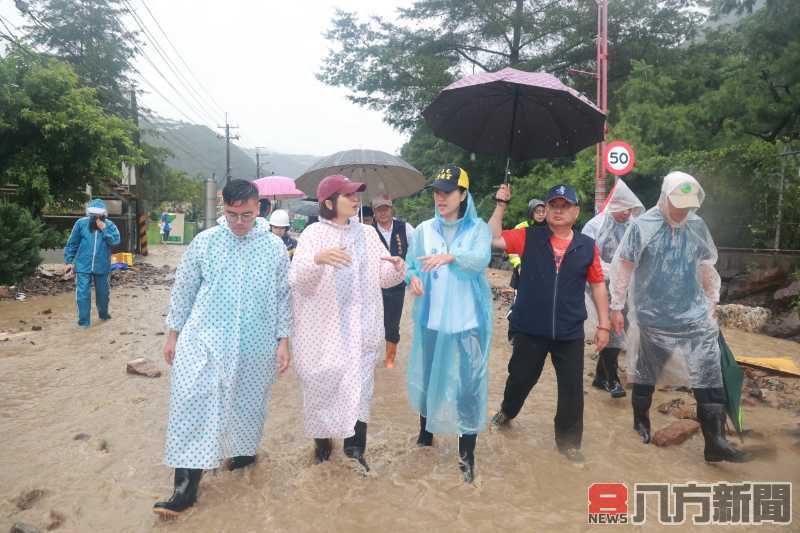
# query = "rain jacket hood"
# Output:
<box><xmin>658</xmin><ymin>171</ymin><xmax>706</xmax><ymax>227</ymax></box>
<box><xmin>86</xmin><ymin>198</ymin><xmax>108</xmax><ymax>216</ymax></box>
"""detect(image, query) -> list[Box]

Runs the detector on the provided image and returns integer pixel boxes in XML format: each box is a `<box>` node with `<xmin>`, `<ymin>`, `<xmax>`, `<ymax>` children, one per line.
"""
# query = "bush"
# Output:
<box><xmin>0</xmin><ymin>202</ymin><xmax>45</xmax><ymax>284</ymax></box>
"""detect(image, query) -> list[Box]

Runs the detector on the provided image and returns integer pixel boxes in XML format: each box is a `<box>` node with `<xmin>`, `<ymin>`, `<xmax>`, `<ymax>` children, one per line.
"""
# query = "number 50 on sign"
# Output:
<box><xmin>605</xmin><ymin>141</ymin><xmax>635</xmax><ymax>176</ymax></box>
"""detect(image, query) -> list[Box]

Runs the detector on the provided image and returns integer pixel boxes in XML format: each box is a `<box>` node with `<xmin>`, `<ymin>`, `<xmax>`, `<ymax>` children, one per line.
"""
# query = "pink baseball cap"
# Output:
<box><xmin>316</xmin><ymin>174</ymin><xmax>366</xmax><ymax>201</ymax></box>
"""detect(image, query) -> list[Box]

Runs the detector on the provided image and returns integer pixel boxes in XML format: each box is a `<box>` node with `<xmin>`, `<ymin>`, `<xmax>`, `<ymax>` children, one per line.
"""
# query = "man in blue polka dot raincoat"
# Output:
<box><xmin>153</xmin><ymin>180</ymin><xmax>291</xmax><ymax>518</ymax></box>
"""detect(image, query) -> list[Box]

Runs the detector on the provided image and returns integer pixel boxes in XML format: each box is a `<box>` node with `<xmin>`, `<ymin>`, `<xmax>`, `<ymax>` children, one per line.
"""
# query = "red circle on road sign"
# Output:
<box><xmin>605</xmin><ymin>141</ymin><xmax>635</xmax><ymax>176</ymax></box>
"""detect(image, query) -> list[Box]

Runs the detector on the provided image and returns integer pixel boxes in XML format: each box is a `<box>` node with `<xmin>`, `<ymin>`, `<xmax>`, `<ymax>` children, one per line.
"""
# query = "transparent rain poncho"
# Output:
<box><xmin>406</xmin><ymin>193</ymin><xmax>493</xmax><ymax>435</ymax></box>
<box><xmin>582</xmin><ymin>178</ymin><xmax>645</xmax><ymax>347</ymax></box>
<box><xmin>609</xmin><ymin>172</ymin><xmax>723</xmax><ymax>388</ymax></box>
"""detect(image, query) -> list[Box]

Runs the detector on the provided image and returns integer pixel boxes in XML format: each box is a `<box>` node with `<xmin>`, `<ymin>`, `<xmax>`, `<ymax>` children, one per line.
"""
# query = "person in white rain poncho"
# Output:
<box><xmin>582</xmin><ymin>179</ymin><xmax>644</xmax><ymax>398</ymax></box>
<box><xmin>154</xmin><ymin>180</ymin><xmax>291</xmax><ymax>518</ymax></box>
<box><xmin>289</xmin><ymin>175</ymin><xmax>405</xmax><ymax>473</ymax></box>
<box><xmin>609</xmin><ymin>172</ymin><xmax>750</xmax><ymax>463</ymax></box>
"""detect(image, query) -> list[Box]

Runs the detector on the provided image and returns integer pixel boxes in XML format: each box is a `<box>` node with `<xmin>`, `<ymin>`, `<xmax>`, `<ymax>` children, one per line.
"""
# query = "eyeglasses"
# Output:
<box><xmin>225</xmin><ymin>212</ymin><xmax>255</xmax><ymax>223</ymax></box>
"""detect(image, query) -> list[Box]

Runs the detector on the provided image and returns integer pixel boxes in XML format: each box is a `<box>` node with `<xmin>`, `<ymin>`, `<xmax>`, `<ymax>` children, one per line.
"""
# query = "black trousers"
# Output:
<box><xmin>382</xmin><ymin>285</ymin><xmax>405</xmax><ymax>344</ymax></box>
<box><xmin>501</xmin><ymin>332</ymin><xmax>585</xmax><ymax>450</ymax></box>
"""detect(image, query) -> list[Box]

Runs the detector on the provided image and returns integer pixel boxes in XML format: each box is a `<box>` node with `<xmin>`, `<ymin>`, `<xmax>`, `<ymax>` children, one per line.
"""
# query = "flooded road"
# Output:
<box><xmin>1</xmin><ymin>245</ymin><xmax>798</xmax><ymax>532</ymax></box>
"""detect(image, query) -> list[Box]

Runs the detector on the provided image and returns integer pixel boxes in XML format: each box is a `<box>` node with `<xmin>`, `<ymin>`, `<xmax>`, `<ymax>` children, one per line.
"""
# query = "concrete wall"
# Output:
<box><xmin>718</xmin><ymin>248</ymin><xmax>800</xmax><ymax>278</ymax></box>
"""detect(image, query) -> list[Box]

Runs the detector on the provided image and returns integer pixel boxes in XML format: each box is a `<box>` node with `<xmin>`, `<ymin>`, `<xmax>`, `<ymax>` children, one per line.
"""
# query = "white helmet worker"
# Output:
<box><xmin>269</xmin><ymin>209</ymin><xmax>290</xmax><ymax>227</ymax></box>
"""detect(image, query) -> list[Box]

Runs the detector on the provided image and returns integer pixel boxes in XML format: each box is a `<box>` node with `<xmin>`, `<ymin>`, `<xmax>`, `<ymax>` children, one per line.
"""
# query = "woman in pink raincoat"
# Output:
<box><xmin>289</xmin><ymin>174</ymin><xmax>405</xmax><ymax>471</ymax></box>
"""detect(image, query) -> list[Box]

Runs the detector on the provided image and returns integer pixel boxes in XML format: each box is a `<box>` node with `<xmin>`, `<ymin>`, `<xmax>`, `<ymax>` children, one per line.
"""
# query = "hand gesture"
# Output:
<box><xmin>409</xmin><ymin>275</ymin><xmax>424</xmax><ymax>296</ymax></box>
<box><xmin>64</xmin><ymin>264</ymin><xmax>74</xmax><ymax>277</ymax></box>
<box><xmin>611</xmin><ymin>310</ymin><xmax>625</xmax><ymax>336</ymax></box>
<box><xmin>314</xmin><ymin>247</ymin><xmax>351</xmax><ymax>268</ymax></box>
<box><xmin>163</xmin><ymin>334</ymin><xmax>178</xmax><ymax>365</ymax></box>
<box><xmin>594</xmin><ymin>328</ymin><xmax>610</xmax><ymax>353</ymax></box>
<box><xmin>96</xmin><ymin>218</ymin><xmax>106</xmax><ymax>231</ymax></box>
<box><xmin>419</xmin><ymin>253</ymin><xmax>453</xmax><ymax>272</ymax></box>
<box><xmin>277</xmin><ymin>339</ymin><xmax>290</xmax><ymax>375</ymax></box>
<box><xmin>381</xmin><ymin>255</ymin><xmax>405</xmax><ymax>272</ymax></box>
<box><xmin>496</xmin><ymin>184</ymin><xmax>511</xmax><ymax>203</ymax></box>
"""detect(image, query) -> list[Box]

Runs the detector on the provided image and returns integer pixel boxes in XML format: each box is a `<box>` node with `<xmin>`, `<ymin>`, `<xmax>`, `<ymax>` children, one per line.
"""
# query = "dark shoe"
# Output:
<box><xmin>697</xmin><ymin>403</ymin><xmax>751</xmax><ymax>463</ymax></box>
<box><xmin>153</xmin><ymin>468</ymin><xmax>202</xmax><ymax>517</ymax></box>
<box><xmin>632</xmin><ymin>391</ymin><xmax>652</xmax><ymax>444</ymax></box>
<box><xmin>228</xmin><ymin>455</ymin><xmax>256</xmax><ymax>471</ymax></box>
<box><xmin>416</xmin><ymin>415</ymin><xmax>434</xmax><ymax>447</ymax></box>
<box><xmin>591</xmin><ymin>356</ymin><xmax>607</xmax><ymax>390</ymax></box>
<box><xmin>491</xmin><ymin>410</ymin><xmax>511</xmax><ymax>428</ymax></box>
<box><xmin>607</xmin><ymin>380</ymin><xmax>627</xmax><ymax>398</ymax></box>
<box><xmin>458</xmin><ymin>434</ymin><xmax>476</xmax><ymax>483</ymax></box>
<box><xmin>343</xmin><ymin>421</ymin><xmax>369</xmax><ymax>472</ymax></box>
<box><xmin>314</xmin><ymin>438</ymin><xmax>332</xmax><ymax>463</ymax></box>
<box><xmin>559</xmin><ymin>446</ymin><xmax>585</xmax><ymax>463</ymax></box>
<box><xmin>591</xmin><ymin>375</ymin><xmax>608</xmax><ymax>390</ymax></box>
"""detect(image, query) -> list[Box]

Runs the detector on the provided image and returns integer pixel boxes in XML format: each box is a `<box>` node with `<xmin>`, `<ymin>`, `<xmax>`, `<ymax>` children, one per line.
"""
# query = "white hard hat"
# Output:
<box><xmin>269</xmin><ymin>209</ymin><xmax>290</xmax><ymax>227</ymax></box>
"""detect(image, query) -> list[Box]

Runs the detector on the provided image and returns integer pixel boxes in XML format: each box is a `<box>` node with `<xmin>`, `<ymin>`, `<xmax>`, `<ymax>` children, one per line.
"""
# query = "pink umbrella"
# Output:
<box><xmin>253</xmin><ymin>176</ymin><xmax>306</xmax><ymax>199</ymax></box>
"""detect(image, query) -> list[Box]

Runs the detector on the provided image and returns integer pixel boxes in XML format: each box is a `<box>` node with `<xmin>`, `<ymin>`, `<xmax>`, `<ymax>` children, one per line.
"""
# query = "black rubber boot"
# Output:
<box><xmin>631</xmin><ymin>385</ymin><xmax>653</xmax><ymax>444</ymax></box>
<box><xmin>228</xmin><ymin>455</ymin><xmax>256</xmax><ymax>471</ymax></box>
<box><xmin>591</xmin><ymin>355</ymin><xmax>608</xmax><ymax>390</ymax></box>
<box><xmin>458</xmin><ymin>434</ymin><xmax>477</xmax><ymax>483</ymax></box>
<box><xmin>697</xmin><ymin>403</ymin><xmax>751</xmax><ymax>463</ymax></box>
<box><xmin>416</xmin><ymin>415</ymin><xmax>434</xmax><ymax>447</ymax></box>
<box><xmin>602</xmin><ymin>348</ymin><xmax>626</xmax><ymax>398</ymax></box>
<box><xmin>343</xmin><ymin>421</ymin><xmax>369</xmax><ymax>472</ymax></box>
<box><xmin>491</xmin><ymin>410</ymin><xmax>511</xmax><ymax>428</ymax></box>
<box><xmin>314</xmin><ymin>438</ymin><xmax>332</xmax><ymax>464</ymax></box>
<box><xmin>153</xmin><ymin>468</ymin><xmax>202</xmax><ymax>517</ymax></box>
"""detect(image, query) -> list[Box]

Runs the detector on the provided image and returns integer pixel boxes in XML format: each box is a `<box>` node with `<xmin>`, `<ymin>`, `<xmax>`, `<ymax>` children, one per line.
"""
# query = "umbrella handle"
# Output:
<box><xmin>504</xmin><ymin>157</ymin><xmax>511</xmax><ymax>184</ymax></box>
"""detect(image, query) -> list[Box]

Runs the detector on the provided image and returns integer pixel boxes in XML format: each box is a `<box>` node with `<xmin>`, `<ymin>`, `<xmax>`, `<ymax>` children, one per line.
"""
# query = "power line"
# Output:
<box><xmin>135</xmin><ymin>0</ymin><xmax>226</xmax><ymax>117</ymax></box>
<box><xmin>120</xmin><ymin>0</ymin><xmax>219</xmax><ymax>126</ymax></box>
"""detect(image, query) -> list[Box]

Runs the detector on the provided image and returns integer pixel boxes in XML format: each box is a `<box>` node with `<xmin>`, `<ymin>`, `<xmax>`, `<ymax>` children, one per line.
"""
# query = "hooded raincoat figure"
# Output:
<box><xmin>154</xmin><ymin>180</ymin><xmax>291</xmax><ymax>518</ymax></box>
<box><xmin>582</xmin><ymin>179</ymin><xmax>644</xmax><ymax>398</ymax></box>
<box><xmin>289</xmin><ymin>174</ymin><xmax>405</xmax><ymax>472</ymax></box>
<box><xmin>406</xmin><ymin>166</ymin><xmax>492</xmax><ymax>483</ymax></box>
<box><xmin>609</xmin><ymin>171</ymin><xmax>749</xmax><ymax>463</ymax></box>
<box><xmin>64</xmin><ymin>199</ymin><xmax>121</xmax><ymax>327</ymax></box>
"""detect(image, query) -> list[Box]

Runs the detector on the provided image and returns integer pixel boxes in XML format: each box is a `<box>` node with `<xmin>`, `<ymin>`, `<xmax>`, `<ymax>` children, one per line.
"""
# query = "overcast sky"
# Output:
<box><xmin>1</xmin><ymin>0</ymin><xmax>412</xmax><ymax>157</ymax></box>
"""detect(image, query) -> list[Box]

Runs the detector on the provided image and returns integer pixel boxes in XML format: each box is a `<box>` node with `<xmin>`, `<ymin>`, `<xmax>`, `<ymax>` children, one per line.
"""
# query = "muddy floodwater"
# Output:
<box><xmin>1</xmin><ymin>245</ymin><xmax>798</xmax><ymax>532</ymax></box>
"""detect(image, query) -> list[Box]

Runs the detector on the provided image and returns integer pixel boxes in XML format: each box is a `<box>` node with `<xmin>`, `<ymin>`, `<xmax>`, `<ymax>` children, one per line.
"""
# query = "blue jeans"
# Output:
<box><xmin>76</xmin><ymin>273</ymin><xmax>110</xmax><ymax>326</ymax></box>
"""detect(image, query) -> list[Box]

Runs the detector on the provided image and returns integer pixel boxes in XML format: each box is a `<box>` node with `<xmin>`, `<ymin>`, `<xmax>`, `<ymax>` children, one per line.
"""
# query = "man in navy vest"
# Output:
<box><xmin>488</xmin><ymin>184</ymin><xmax>610</xmax><ymax>462</ymax></box>
<box><xmin>372</xmin><ymin>195</ymin><xmax>415</xmax><ymax>368</ymax></box>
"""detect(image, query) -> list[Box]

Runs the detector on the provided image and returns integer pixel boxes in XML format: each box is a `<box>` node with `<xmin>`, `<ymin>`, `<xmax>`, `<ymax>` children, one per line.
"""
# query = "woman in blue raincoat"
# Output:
<box><xmin>406</xmin><ymin>166</ymin><xmax>492</xmax><ymax>483</ymax></box>
<box><xmin>64</xmin><ymin>198</ymin><xmax>121</xmax><ymax>328</ymax></box>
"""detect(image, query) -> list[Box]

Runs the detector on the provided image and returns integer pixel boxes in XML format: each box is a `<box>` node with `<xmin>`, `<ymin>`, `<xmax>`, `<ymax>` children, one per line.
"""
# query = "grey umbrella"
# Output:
<box><xmin>296</xmin><ymin>149</ymin><xmax>426</xmax><ymax>200</ymax></box>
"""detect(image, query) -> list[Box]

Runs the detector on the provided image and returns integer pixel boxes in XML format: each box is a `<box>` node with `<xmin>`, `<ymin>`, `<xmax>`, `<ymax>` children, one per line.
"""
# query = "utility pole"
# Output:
<box><xmin>255</xmin><ymin>146</ymin><xmax>269</xmax><ymax>179</ymax></box>
<box><xmin>217</xmin><ymin>112</ymin><xmax>239</xmax><ymax>184</ymax></box>
<box><xmin>568</xmin><ymin>1</ymin><xmax>608</xmax><ymax>213</ymax></box>
<box><xmin>130</xmin><ymin>86</ymin><xmax>147</xmax><ymax>256</ymax></box>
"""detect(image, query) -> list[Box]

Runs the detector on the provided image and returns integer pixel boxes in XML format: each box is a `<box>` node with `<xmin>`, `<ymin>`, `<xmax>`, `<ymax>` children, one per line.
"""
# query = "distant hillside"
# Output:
<box><xmin>240</xmin><ymin>149</ymin><xmax>319</xmax><ymax>180</ymax></box>
<box><xmin>141</xmin><ymin>118</ymin><xmax>320</xmax><ymax>184</ymax></box>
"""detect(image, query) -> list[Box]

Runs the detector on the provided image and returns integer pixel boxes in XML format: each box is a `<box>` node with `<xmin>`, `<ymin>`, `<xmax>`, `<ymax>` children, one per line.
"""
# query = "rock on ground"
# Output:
<box><xmin>652</xmin><ymin>419</ymin><xmax>701</xmax><ymax>447</ymax></box>
<box><xmin>125</xmin><ymin>358</ymin><xmax>161</xmax><ymax>378</ymax></box>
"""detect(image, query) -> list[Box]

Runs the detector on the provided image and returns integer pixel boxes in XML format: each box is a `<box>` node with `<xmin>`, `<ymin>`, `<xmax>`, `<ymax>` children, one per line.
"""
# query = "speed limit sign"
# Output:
<box><xmin>605</xmin><ymin>141</ymin><xmax>635</xmax><ymax>176</ymax></box>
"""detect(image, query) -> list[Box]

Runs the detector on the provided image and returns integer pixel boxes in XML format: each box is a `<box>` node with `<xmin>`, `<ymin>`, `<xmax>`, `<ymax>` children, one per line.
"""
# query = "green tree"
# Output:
<box><xmin>0</xmin><ymin>202</ymin><xmax>45</xmax><ymax>284</ymax></box>
<box><xmin>319</xmin><ymin>0</ymin><xmax>705</xmax><ymax>132</ymax></box>
<box><xmin>19</xmin><ymin>0</ymin><xmax>140</xmax><ymax>115</ymax></box>
<box><xmin>0</xmin><ymin>51</ymin><xmax>142</xmax><ymax>216</ymax></box>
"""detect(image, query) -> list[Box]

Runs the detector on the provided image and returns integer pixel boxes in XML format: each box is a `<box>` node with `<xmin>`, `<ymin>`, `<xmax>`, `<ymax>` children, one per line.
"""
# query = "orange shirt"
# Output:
<box><xmin>501</xmin><ymin>227</ymin><xmax>604</xmax><ymax>283</ymax></box>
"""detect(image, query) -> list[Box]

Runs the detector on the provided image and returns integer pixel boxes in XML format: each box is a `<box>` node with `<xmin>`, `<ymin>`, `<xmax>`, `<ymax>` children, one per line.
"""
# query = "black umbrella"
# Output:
<box><xmin>423</xmin><ymin>67</ymin><xmax>605</xmax><ymax>180</ymax></box>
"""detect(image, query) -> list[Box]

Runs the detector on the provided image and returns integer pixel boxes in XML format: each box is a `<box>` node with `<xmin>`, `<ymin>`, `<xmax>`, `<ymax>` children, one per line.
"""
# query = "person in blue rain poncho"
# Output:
<box><xmin>64</xmin><ymin>198</ymin><xmax>121</xmax><ymax>328</ymax></box>
<box><xmin>582</xmin><ymin>178</ymin><xmax>644</xmax><ymax>398</ymax></box>
<box><xmin>153</xmin><ymin>180</ymin><xmax>291</xmax><ymax>518</ymax></box>
<box><xmin>609</xmin><ymin>171</ymin><xmax>750</xmax><ymax>463</ymax></box>
<box><xmin>406</xmin><ymin>166</ymin><xmax>492</xmax><ymax>484</ymax></box>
